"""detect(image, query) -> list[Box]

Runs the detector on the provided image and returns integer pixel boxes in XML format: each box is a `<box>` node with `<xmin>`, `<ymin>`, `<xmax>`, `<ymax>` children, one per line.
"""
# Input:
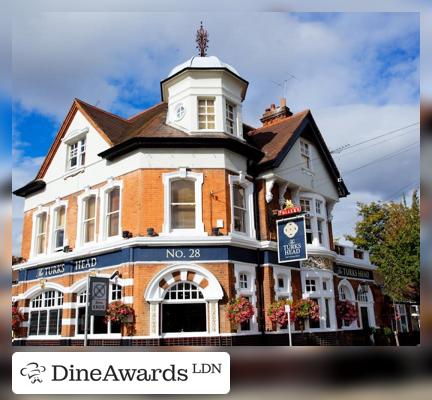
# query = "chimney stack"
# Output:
<box><xmin>260</xmin><ymin>97</ymin><xmax>292</xmax><ymax>127</ymax></box>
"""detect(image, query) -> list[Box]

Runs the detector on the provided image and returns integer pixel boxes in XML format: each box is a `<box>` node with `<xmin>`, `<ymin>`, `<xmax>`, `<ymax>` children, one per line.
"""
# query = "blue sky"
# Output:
<box><xmin>11</xmin><ymin>12</ymin><xmax>420</xmax><ymax>253</ymax></box>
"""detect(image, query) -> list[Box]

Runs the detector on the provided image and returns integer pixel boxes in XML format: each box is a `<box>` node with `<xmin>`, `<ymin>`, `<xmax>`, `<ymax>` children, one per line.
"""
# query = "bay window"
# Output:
<box><xmin>301</xmin><ymin>270</ymin><xmax>336</xmax><ymax>331</ymax></box>
<box><xmin>28</xmin><ymin>290</ymin><xmax>63</xmax><ymax>336</ymax></box>
<box><xmin>300</xmin><ymin>193</ymin><xmax>330</xmax><ymax>248</ymax></box>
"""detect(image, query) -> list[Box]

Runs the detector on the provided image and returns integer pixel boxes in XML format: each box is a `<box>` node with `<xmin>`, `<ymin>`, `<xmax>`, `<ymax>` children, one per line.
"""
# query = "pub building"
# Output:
<box><xmin>12</xmin><ymin>27</ymin><xmax>386</xmax><ymax>346</ymax></box>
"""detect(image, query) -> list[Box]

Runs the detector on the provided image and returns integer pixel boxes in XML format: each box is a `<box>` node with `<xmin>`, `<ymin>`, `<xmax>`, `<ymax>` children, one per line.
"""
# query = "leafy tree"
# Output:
<box><xmin>347</xmin><ymin>191</ymin><xmax>420</xmax><ymax>302</ymax></box>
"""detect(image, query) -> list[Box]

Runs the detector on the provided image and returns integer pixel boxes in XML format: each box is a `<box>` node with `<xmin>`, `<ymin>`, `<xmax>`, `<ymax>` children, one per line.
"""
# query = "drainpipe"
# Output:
<box><xmin>253</xmin><ymin>180</ymin><xmax>265</xmax><ymax>337</ymax></box>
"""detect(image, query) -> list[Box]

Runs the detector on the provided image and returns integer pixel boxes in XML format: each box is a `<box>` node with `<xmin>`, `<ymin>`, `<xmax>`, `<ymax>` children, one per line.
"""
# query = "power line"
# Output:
<box><xmin>383</xmin><ymin>181</ymin><xmax>419</xmax><ymax>202</ymax></box>
<box><xmin>272</xmin><ymin>122</ymin><xmax>419</xmax><ymax>176</ymax></box>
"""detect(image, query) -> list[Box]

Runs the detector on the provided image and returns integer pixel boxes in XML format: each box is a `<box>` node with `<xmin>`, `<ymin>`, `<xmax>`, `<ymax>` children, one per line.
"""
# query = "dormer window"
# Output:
<box><xmin>198</xmin><ymin>98</ymin><xmax>215</xmax><ymax>129</ymax></box>
<box><xmin>300</xmin><ymin>140</ymin><xmax>311</xmax><ymax>170</ymax></box>
<box><xmin>225</xmin><ymin>101</ymin><xmax>236</xmax><ymax>134</ymax></box>
<box><xmin>68</xmin><ymin>138</ymin><xmax>86</xmax><ymax>170</ymax></box>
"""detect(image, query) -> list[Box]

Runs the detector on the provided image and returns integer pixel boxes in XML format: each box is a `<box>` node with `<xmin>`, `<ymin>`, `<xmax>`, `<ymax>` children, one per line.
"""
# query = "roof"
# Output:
<box><xmin>13</xmin><ymin>99</ymin><xmax>348</xmax><ymax>198</ymax></box>
<box><xmin>168</xmin><ymin>55</ymin><xmax>240</xmax><ymax>78</ymax></box>
<box><xmin>246</xmin><ymin>109</ymin><xmax>310</xmax><ymax>166</ymax></box>
<box><xmin>246</xmin><ymin>109</ymin><xmax>349</xmax><ymax>197</ymax></box>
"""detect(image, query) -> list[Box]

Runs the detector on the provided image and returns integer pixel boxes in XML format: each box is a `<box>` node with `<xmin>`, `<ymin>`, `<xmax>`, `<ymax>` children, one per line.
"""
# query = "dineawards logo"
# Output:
<box><xmin>12</xmin><ymin>352</ymin><xmax>230</xmax><ymax>394</ymax></box>
<box><xmin>20</xmin><ymin>362</ymin><xmax>47</xmax><ymax>383</ymax></box>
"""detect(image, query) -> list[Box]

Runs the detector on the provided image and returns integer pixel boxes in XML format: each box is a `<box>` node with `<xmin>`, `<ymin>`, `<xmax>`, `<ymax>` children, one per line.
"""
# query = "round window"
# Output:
<box><xmin>174</xmin><ymin>103</ymin><xmax>186</xmax><ymax>121</ymax></box>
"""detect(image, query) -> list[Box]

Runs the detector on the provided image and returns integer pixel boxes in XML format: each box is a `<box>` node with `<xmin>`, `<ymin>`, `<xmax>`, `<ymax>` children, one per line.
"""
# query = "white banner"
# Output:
<box><xmin>12</xmin><ymin>351</ymin><xmax>230</xmax><ymax>394</ymax></box>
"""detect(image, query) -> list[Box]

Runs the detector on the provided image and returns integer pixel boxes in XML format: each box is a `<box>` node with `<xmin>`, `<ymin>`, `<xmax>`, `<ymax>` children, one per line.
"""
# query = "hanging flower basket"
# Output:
<box><xmin>226</xmin><ymin>296</ymin><xmax>254</xmax><ymax>329</ymax></box>
<box><xmin>291</xmin><ymin>298</ymin><xmax>320</xmax><ymax>332</ymax></box>
<box><xmin>105</xmin><ymin>301</ymin><xmax>135</xmax><ymax>325</ymax></box>
<box><xmin>336</xmin><ymin>300</ymin><xmax>358</xmax><ymax>326</ymax></box>
<box><xmin>267</xmin><ymin>299</ymin><xmax>294</xmax><ymax>329</ymax></box>
<box><xmin>12</xmin><ymin>306</ymin><xmax>24</xmax><ymax>336</ymax></box>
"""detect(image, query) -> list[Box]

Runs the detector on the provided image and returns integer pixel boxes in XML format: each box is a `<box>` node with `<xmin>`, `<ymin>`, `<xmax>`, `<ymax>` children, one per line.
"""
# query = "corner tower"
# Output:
<box><xmin>160</xmin><ymin>24</ymin><xmax>248</xmax><ymax>140</ymax></box>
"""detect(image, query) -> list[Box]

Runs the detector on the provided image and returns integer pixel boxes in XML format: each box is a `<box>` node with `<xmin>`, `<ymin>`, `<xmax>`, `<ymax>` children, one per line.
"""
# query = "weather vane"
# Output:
<box><xmin>196</xmin><ymin>21</ymin><xmax>209</xmax><ymax>57</ymax></box>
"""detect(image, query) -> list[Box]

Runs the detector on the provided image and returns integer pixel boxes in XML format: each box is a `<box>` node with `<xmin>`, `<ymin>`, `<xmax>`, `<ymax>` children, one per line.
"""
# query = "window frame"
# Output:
<box><xmin>75</xmin><ymin>284</ymin><xmax>123</xmax><ymax>337</ymax></box>
<box><xmin>49</xmin><ymin>200</ymin><xmax>68</xmax><ymax>253</ymax></box>
<box><xmin>225</xmin><ymin>100</ymin><xmax>236</xmax><ymax>135</ymax></box>
<box><xmin>31</xmin><ymin>207</ymin><xmax>50</xmax><ymax>257</ymax></box>
<box><xmin>28</xmin><ymin>290</ymin><xmax>64</xmax><ymax>337</ymax></box>
<box><xmin>300</xmin><ymin>140</ymin><xmax>312</xmax><ymax>170</ymax></box>
<box><xmin>100</xmin><ymin>181</ymin><xmax>123</xmax><ymax>241</ymax></box>
<box><xmin>161</xmin><ymin>170</ymin><xmax>205</xmax><ymax>236</ymax></box>
<box><xmin>76</xmin><ymin>188</ymin><xmax>99</xmax><ymax>247</ymax></box>
<box><xmin>229</xmin><ymin>174</ymin><xmax>256</xmax><ymax>238</ymax></box>
<box><xmin>67</xmin><ymin>137</ymin><xmax>86</xmax><ymax>171</ymax></box>
<box><xmin>197</xmin><ymin>98</ymin><xmax>216</xmax><ymax>130</ymax></box>
<box><xmin>299</xmin><ymin>193</ymin><xmax>329</xmax><ymax>249</ymax></box>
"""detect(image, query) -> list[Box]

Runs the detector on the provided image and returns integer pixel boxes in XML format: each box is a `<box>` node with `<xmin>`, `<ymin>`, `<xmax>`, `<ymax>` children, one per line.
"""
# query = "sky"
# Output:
<box><xmin>11</xmin><ymin>12</ymin><xmax>420</xmax><ymax>254</ymax></box>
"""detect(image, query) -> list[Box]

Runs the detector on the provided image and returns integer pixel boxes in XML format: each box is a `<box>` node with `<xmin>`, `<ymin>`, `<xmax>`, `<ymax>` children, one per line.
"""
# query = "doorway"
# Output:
<box><xmin>162</xmin><ymin>303</ymin><xmax>206</xmax><ymax>333</ymax></box>
<box><xmin>360</xmin><ymin>306</ymin><xmax>370</xmax><ymax>329</ymax></box>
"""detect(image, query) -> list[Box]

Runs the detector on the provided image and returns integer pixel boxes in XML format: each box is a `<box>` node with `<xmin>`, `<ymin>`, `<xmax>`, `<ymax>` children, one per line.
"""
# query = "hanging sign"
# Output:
<box><xmin>276</xmin><ymin>216</ymin><xmax>308</xmax><ymax>263</ymax></box>
<box><xmin>88</xmin><ymin>277</ymin><xmax>110</xmax><ymax>316</ymax></box>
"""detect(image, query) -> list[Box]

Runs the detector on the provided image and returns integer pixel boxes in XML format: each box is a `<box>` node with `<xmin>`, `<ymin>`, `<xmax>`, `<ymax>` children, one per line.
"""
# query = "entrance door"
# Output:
<box><xmin>162</xmin><ymin>303</ymin><xmax>206</xmax><ymax>333</ymax></box>
<box><xmin>361</xmin><ymin>306</ymin><xmax>370</xmax><ymax>329</ymax></box>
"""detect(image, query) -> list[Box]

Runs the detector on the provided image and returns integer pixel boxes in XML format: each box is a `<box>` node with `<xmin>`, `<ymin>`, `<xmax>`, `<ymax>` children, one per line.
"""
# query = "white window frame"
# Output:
<box><xmin>197</xmin><ymin>98</ymin><xmax>216</xmax><ymax>130</ymax></box>
<box><xmin>229</xmin><ymin>174</ymin><xmax>256</xmax><ymax>239</ymax></box>
<box><xmin>99</xmin><ymin>180</ymin><xmax>123</xmax><ymax>241</ymax></box>
<box><xmin>161</xmin><ymin>169</ymin><xmax>205</xmax><ymax>236</ymax></box>
<box><xmin>75</xmin><ymin>284</ymin><xmax>123</xmax><ymax>337</ymax></box>
<box><xmin>300</xmin><ymin>193</ymin><xmax>329</xmax><ymax>249</ymax></box>
<box><xmin>225</xmin><ymin>100</ymin><xmax>236</xmax><ymax>135</ymax></box>
<box><xmin>31</xmin><ymin>206</ymin><xmax>50</xmax><ymax>257</ymax></box>
<box><xmin>301</xmin><ymin>268</ymin><xmax>336</xmax><ymax>331</ymax></box>
<box><xmin>234</xmin><ymin>264</ymin><xmax>258</xmax><ymax>333</ymax></box>
<box><xmin>337</xmin><ymin>279</ymin><xmax>359</xmax><ymax>329</ymax></box>
<box><xmin>272</xmin><ymin>267</ymin><xmax>293</xmax><ymax>331</ymax></box>
<box><xmin>300</xmin><ymin>139</ymin><xmax>312</xmax><ymax>170</ymax></box>
<box><xmin>76</xmin><ymin>188</ymin><xmax>99</xmax><ymax>247</ymax></box>
<box><xmin>48</xmin><ymin>200</ymin><xmax>68</xmax><ymax>253</ymax></box>
<box><xmin>28</xmin><ymin>290</ymin><xmax>64</xmax><ymax>337</ymax></box>
<box><xmin>356</xmin><ymin>285</ymin><xmax>376</xmax><ymax>329</ymax></box>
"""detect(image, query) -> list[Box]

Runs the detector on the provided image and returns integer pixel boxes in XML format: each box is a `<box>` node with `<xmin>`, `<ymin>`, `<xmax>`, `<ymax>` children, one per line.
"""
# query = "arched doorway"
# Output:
<box><xmin>144</xmin><ymin>264</ymin><xmax>224</xmax><ymax>336</ymax></box>
<box><xmin>162</xmin><ymin>282</ymin><xmax>206</xmax><ymax>333</ymax></box>
<box><xmin>357</xmin><ymin>284</ymin><xmax>376</xmax><ymax>329</ymax></box>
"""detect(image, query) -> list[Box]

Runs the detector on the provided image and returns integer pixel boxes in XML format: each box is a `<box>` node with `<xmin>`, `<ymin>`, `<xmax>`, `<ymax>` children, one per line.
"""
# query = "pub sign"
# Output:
<box><xmin>88</xmin><ymin>277</ymin><xmax>110</xmax><ymax>316</ymax></box>
<box><xmin>277</xmin><ymin>216</ymin><xmax>308</xmax><ymax>263</ymax></box>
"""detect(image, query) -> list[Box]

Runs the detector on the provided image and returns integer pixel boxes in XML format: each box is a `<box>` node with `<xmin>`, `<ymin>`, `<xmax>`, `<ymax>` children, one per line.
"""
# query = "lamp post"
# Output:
<box><xmin>284</xmin><ymin>304</ymin><xmax>292</xmax><ymax>347</ymax></box>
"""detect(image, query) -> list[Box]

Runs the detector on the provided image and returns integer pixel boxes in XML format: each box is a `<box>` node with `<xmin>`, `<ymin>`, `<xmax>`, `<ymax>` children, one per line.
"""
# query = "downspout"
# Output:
<box><xmin>253</xmin><ymin>180</ymin><xmax>265</xmax><ymax>338</ymax></box>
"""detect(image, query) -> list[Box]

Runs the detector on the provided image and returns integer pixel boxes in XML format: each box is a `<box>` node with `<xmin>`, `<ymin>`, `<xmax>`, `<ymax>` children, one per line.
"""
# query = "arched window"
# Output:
<box><xmin>29</xmin><ymin>290</ymin><xmax>63</xmax><ymax>336</ymax></box>
<box><xmin>338</xmin><ymin>281</ymin><xmax>357</xmax><ymax>328</ymax></box>
<box><xmin>164</xmin><ymin>282</ymin><xmax>204</xmax><ymax>301</ymax></box>
<box><xmin>162</xmin><ymin>282</ymin><xmax>206</xmax><ymax>333</ymax></box>
<box><xmin>339</xmin><ymin>285</ymin><xmax>351</xmax><ymax>301</ymax></box>
<box><xmin>357</xmin><ymin>285</ymin><xmax>376</xmax><ymax>329</ymax></box>
<box><xmin>76</xmin><ymin>284</ymin><xmax>122</xmax><ymax>336</ymax></box>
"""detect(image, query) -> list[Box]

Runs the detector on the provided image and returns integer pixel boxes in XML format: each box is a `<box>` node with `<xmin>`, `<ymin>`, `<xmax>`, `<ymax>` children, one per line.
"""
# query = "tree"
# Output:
<box><xmin>347</xmin><ymin>191</ymin><xmax>420</xmax><ymax>302</ymax></box>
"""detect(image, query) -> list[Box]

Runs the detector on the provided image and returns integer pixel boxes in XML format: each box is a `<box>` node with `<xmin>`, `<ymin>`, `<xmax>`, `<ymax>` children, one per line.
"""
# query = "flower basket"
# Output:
<box><xmin>226</xmin><ymin>296</ymin><xmax>254</xmax><ymax>329</ymax></box>
<box><xmin>267</xmin><ymin>299</ymin><xmax>294</xmax><ymax>330</ymax></box>
<box><xmin>336</xmin><ymin>300</ymin><xmax>358</xmax><ymax>327</ymax></box>
<box><xmin>105</xmin><ymin>301</ymin><xmax>136</xmax><ymax>336</ymax></box>
<box><xmin>12</xmin><ymin>306</ymin><xmax>24</xmax><ymax>337</ymax></box>
<box><xmin>291</xmin><ymin>298</ymin><xmax>320</xmax><ymax>332</ymax></box>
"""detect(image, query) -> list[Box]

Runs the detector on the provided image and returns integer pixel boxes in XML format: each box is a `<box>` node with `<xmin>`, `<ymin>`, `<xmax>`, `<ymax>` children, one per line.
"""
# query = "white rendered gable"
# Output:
<box><xmin>274</xmin><ymin>137</ymin><xmax>340</xmax><ymax>201</ymax></box>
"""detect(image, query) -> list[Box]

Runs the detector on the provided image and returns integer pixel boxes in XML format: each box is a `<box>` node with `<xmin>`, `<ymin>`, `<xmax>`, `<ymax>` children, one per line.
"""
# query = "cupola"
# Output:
<box><xmin>160</xmin><ymin>23</ymin><xmax>248</xmax><ymax>139</ymax></box>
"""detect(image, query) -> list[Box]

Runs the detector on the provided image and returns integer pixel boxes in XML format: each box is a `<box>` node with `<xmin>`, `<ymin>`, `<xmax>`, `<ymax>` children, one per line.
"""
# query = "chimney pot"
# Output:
<box><xmin>280</xmin><ymin>97</ymin><xmax>286</xmax><ymax>108</ymax></box>
<box><xmin>270</xmin><ymin>103</ymin><xmax>276</xmax><ymax>110</ymax></box>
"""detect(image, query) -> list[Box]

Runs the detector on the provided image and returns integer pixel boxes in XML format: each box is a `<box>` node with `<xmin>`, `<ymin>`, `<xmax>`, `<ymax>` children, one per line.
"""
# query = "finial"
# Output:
<box><xmin>195</xmin><ymin>21</ymin><xmax>209</xmax><ymax>57</ymax></box>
